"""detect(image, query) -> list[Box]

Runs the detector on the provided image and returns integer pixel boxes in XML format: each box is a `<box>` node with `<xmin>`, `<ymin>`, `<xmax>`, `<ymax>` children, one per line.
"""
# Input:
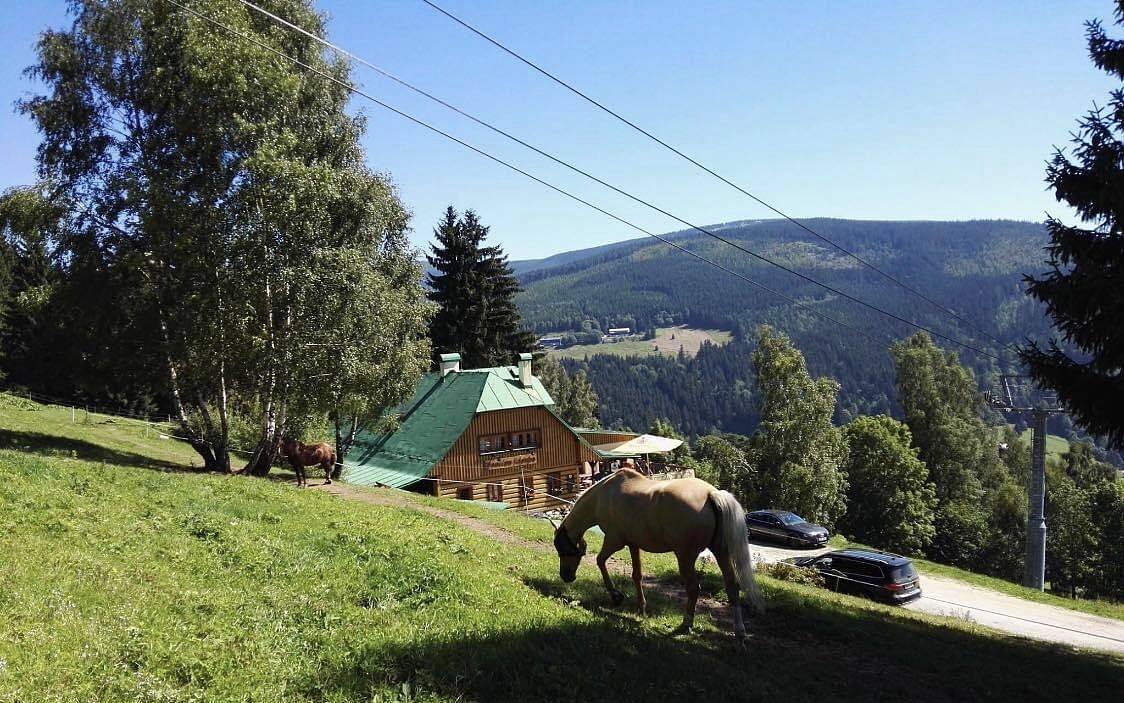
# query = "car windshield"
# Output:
<box><xmin>777</xmin><ymin>512</ymin><xmax>805</xmax><ymax>525</ymax></box>
<box><xmin>891</xmin><ymin>563</ymin><xmax>917</xmax><ymax>581</ymax></box>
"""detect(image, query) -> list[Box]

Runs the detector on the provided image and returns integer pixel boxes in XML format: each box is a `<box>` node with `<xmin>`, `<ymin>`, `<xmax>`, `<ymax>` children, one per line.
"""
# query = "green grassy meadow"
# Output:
<box><xmin>2</xmin><ymin>394</ymin><xmax>1124</xmax><ymax>701</ymax></box>
<box><xmin>549</xmin><ymin>326</ymin><xmax>732</xmax><ymax>361</ymax></box>
<box><xmin>1017</xmin><ymin>427</ymin><xmax>1070</xmax><ymax>459</ymax></box>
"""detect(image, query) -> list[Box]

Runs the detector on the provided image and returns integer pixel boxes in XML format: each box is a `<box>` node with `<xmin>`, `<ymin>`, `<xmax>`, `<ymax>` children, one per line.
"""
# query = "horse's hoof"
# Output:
<box><xmin>610</xmin><ymin>591</ymin><xmax>625</xmax><ymax>607</ymax></box>
<box><xmin>669</xmin><ymin>624</ymin><xmax>691</xmax><ymax>637</ymax></box>
<box><xmin>325</xmin><ymin>479</ymin><xmax>332</xmax><ymax>485</ymax></box>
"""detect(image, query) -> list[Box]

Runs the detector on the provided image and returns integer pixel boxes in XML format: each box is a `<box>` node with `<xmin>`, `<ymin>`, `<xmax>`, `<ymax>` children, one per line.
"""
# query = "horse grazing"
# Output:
<box><xmin>552</xmin><ymin>468</ymin><xmax>764</xmax><ymax>639</ymax></box>
<box><xmin>279</xmin><ymin>438</ymin><xmax>336</xmax><ymax>488</ymax></box>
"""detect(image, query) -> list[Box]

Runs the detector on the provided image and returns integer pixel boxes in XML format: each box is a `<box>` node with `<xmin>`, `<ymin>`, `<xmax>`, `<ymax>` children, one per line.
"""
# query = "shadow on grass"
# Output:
<box><xmin>306</xmin><ymin>583</ymin><xmax>1124</xmax><ymax>703</ymax></box>
<box><xmin>0</xmin><ymin>428</ymin><xmax>190</xmax><ymax>472</ymax></box>
<box><xmin>521</xmin><ymin>574</ymin><xmax>697</xmax><ymax>623</ymax></box>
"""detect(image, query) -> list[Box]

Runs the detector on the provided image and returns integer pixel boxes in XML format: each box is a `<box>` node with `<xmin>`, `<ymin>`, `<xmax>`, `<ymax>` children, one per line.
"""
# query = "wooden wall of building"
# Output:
<box><xmin>432</xmin><ymin>406</ymin><xmax>585</xmax><ymax>510</ymax></box>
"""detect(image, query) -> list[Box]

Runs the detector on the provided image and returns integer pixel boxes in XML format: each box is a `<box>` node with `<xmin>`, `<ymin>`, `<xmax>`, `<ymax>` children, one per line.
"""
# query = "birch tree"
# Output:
<box><xmin>23</xmin><ymin>0</ymin><xmax>430</xmax><ymax>473</ymax></box>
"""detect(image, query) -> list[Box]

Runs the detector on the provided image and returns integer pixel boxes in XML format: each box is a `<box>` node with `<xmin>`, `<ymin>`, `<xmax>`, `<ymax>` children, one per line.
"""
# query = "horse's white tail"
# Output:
<box><xmin>710</xmin><ymin>490</ymin><xmax>766</xmax><ymax>613</ymax></box>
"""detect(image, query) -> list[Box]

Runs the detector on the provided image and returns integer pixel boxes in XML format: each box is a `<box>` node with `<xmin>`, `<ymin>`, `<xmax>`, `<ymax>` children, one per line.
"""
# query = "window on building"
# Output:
<box><xmin>546</xmin><ymin>472</ymin><xmax>562</xmax><ymax>496</ymax></box>
<box><xmin>456</xmin><ymin>485</ymin><xmax>473</xmax><ymax>501</ymax></box>
<box><xmin>564</xmin><ymin>473</ymin><xmax>576</xmax><ymax>494</ymax></box>
<box><xmin>487</xmin><ymin>482</ymin><xmax>504</xmax><ymax>502</ymax></box>
<box><xmin>478</xmin><ymin>429</ymin><xmax>542</xmax><ymax>455</ymax></box>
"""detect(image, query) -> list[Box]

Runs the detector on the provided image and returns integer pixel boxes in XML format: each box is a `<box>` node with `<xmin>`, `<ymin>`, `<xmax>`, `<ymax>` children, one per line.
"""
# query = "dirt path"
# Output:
<box><xmin>318</xmin><ymin>482</ymin><xmax>738</xmax><ymax>630</ymax></box>
<box><xmin>905</xmin><ymin>574</ymin><xmax>1124</xmax><ymax>654</ymax></box>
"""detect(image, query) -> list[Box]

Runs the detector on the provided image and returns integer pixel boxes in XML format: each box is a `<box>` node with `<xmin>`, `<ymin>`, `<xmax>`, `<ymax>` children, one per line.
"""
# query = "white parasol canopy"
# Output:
<box><xmin>592</xmin><ymin>433</ymin><xmax>683</xmax><ymax>457</ymax></box>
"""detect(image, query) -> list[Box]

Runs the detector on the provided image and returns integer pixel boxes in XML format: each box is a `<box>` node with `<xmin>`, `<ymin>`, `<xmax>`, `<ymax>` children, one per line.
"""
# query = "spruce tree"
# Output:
<box><xmin>1021</xmin><ymin>2</ymin><xmax>1124</xmax><ymax>447</ymax></box>
<box><xmin>427</xmin><ymin>206</ymin><xmax>481</xmax><ymax>363</ymax></box>
<box><xmin>427</xmin><ymin>208</ymin><xmax>534</xmax><ymax>368</ymax></box>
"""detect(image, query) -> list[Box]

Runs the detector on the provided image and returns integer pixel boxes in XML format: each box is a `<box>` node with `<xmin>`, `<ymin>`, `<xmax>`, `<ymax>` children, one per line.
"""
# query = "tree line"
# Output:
<box><xmin>657</xmin><ymin>326</ymin><xmax>1124</xmax><ymax>601</ymax></box>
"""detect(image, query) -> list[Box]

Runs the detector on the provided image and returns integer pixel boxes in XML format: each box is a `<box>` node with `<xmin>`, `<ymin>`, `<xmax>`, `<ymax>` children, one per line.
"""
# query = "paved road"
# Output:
<box><xmin>744</xmin><ymin>540</ymin><xmax>1124</xmax><ymax>655</ymax></box>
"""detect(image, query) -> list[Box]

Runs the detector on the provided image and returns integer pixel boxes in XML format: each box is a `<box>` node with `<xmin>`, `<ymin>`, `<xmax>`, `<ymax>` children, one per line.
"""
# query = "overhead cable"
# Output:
<box><xmin>166</xmin><ymin>0</ymin><xmax>1000</xmax><ymax>361</ymax></box>
<box><xmin>418</xmin><ymin>0</ymin><xmax>1016</xmax><ymax>353</ymax></box>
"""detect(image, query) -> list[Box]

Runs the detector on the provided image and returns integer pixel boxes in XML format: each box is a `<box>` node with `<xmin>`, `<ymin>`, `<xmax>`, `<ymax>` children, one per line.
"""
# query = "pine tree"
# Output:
<box><xmin>1021</xmin><ymin>2</ymin><xmax>1124</xmax><ymax>447</ymax></box>
<box><xmin>0</xmin><ymin>187</ymin><xmax>59</xmax><ymax>388</ymax></box>
<box><xmin>427</xmin><ymin>206</ymin><xmax>480</xmax><ymax>363</ymax></box>
<box><xmin>427</xmin><ymin>208</ymin><xmax>533</xmax><ymax>368</ymax></box>
<box><xmin>537</xmin><ymin>356</ymin><xmax>600</xmax><ymax>427</ymax></box>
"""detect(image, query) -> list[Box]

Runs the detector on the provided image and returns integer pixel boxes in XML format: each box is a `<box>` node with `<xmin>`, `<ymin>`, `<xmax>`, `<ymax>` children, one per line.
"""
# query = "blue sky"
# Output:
<box><xmin>0</xmin><ymin>1</ymin><xmax>1116</xmax><ymax>260</ymax></box>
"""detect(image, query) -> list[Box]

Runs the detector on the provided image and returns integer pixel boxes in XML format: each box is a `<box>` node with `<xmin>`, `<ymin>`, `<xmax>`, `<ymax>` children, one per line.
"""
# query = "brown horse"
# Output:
<box><xmin>553</xmin><ymin>468</ymin><xmax>764</xmax><ymax>639</ymax></box>
<box><xmin>279</xmin><ymin>438</ymin><xmax>336</xmax><ymax>488</ymax></box>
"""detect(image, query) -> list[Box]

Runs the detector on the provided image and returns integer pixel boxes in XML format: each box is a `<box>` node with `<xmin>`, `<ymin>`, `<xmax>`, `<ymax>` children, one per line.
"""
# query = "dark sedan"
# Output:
<box><xmin>745</xmin><ymin>509</ymin><xmax>829</xmax><ymax>547</ymax></box>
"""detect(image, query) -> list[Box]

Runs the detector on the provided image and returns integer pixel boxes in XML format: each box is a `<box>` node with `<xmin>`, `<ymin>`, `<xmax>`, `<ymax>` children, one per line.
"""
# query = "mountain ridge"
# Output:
<box><xmin>513</xmin><ymin>217</ymin><xmax>1092</xmax><ymax>450</ymax></box>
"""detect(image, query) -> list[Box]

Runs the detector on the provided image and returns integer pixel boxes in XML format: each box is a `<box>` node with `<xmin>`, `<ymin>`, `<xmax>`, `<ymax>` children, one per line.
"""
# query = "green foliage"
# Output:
<box><xmin>1047</xmin><ymin>475</ymin><xmax>1098</xmax><ymax>598</ymax></box>
<box><xmin>1087</xmin><ymin>481</ymin><xmax>1124</xmax><ymax>600</ymax></box>
<box><xmin>930</xmin><ymin>501</ymin><xmax>990</xmax><ymax>569</ymax></box>
<box><xmin>20</xmin><ymin>0</ymin><xmax>431</xmax><ymax>471</ymax></box>
<box><xmin>0</xmin><ymin>187</ymin><xmax>63</xmax><ymax>392</ymax></box>
<box><xmin>1063</xmin><ymin>440</ymin><xmax>1118</xmax><ymax>488</ymax></box>
<box><xmin>839</xmin><ymin>415</ymin><xmax>936</xmax><ymax>555</ymax></box>
<box><xmin>760</xmin><ymin>561</ymin><xmax>827</xmax><ymax>588</ymax></box>
<box><xmin>535</xmin><ymin>356</ymin><xmax>600</xmax><ymax>428</ymax></box>
<box><xmin>748</xmin><ymin>326</ymin><xmax>848</xmax><ymax>527</ymax></box>
<box><xmin>692</xmin><ymin>435</ymin><xmax>752</xmax><ymax>493</ymax></box>
<box><xmin>978</xmin><ymin>479</ymin><xmax>1028</xmax><ymax>581</ymax></box>
<box><xmin>892</xmin><ymin>332</ymin><xmax>1022</xmax><ymax>568</ymax></box>
<box><xmin>427</xmin><ymin>207</ymin><xmax>534</xmax><ymax>369</ymax></box>
<box><xmin>1021</xmin><ymin>2</ymin><xmax>1124</xmax><ymax>448</ymax></box>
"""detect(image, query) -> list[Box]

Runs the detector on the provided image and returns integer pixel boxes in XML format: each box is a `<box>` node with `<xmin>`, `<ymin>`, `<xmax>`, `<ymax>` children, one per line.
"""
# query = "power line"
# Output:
<box><xmin>418</xmin><ymin>0</ymin><xmax>1017</xmax><ymax>354</ymax></box>
<box><xmin>165</xmin><ymin>0</ymin><xmax>888</xmax><ymax>350</ymax></box>
<box><xmin>230</xmin><ymin>0</ymin><xmax>1001</xmax><ymax>361</ymax></box>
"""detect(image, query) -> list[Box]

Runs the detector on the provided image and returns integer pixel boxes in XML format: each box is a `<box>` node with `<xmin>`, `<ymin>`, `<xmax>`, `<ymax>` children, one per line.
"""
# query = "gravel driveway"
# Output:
<box><xmin>746</xmin><ymin>540</ymin><xmax>1124</xmax><ymax>655</ymax></box>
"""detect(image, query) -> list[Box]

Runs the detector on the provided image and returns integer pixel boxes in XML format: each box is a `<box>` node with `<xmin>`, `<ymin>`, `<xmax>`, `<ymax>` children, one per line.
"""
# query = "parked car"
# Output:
<box><xmin>783</xmin><ymin>549</ymin><xmax>922</xmax><ymax>604</ymax></box>
<box><xmin>744</xmin><ymin>509</ymin><xmax>829</xmax><ymax>547</ymax></box>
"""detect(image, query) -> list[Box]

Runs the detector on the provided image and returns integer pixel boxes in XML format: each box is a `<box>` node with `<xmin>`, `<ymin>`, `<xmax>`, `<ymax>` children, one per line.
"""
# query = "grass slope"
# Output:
<box><xmin>0</xmin><ymin>393</ymin><xmax>199</xmax><ymax>469</ymax></box>
<box><xmin>550</xmin><ymin>326</ymin><xmax>732</xmax><ymax>360</ymax></box>
<box><xmin>1019</xmin><ymin>428</ymin><xmax>1070</xmax><ymax>459</ymax></box>
<box><xmin>2</xmin><ymin>395</ymin><xmax>1124</xmax><ymax>701</ymax></box>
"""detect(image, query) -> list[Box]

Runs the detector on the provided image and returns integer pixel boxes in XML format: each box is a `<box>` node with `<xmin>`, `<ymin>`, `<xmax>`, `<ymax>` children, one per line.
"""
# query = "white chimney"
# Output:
<box><xmin>440</xmin><ymin>352</ymin><xmax>461</xmax><ymax>377</ymax></box>
<box><xmin>518</xmin><ymin>352</ymin><xmax>533</xmax><ymax>388</ymax></box>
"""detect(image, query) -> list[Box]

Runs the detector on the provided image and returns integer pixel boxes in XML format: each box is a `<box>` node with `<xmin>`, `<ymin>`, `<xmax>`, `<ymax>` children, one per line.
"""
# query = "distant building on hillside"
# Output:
<box><xmin>342</xmin><ymin>353</ymin><xmax>650</xmax><ymax>510</ymax></box>
<box><xmin>537</xmin><ymin>335</ymin><xmax>564</xmax><ymax>349</ymax></box>
<box><xmin>606</xmin><ymin>327</ymin><xmax>631</xmax><ymax>337</ymax></box>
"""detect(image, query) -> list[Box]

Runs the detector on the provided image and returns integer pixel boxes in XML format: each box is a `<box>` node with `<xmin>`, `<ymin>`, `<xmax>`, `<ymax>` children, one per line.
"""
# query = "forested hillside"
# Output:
<box><xmin>516</xmin><ymin>218</ymin><xmax>1084</xmax><ymax>443</ymax></box>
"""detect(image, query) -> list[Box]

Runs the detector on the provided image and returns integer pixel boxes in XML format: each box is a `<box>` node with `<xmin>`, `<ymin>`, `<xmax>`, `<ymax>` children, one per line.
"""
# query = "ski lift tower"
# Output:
<box><xmin>986</xmin><ymin>375</ymin><xmax>1063</xmax><ymax>591</ymax></box>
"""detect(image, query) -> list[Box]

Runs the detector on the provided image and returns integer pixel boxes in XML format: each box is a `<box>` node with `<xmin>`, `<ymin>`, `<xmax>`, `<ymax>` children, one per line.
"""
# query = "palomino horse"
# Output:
<box><xmin>279</xmin><ymin>438</ymin><xmax>336</xmax><ymax>488</ymax></box>
<box><xmin>552</xmin><ymin>468</ymin><xmax>764</xmax><ymax>639</ymax></box>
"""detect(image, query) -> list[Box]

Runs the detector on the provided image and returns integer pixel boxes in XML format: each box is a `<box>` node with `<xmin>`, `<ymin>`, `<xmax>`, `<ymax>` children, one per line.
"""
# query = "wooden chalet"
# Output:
<box><xmin>342</xmin><ymin>353</ymin><xmax>652</xmax><ymax>511</ymax></box>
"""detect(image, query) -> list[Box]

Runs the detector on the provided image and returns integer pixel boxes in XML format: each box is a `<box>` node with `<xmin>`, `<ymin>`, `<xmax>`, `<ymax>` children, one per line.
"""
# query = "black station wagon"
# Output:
<box><xmin>784</xmin><ymin>549</ymin><xmax>922</xmax><ymax>604</ymax></box>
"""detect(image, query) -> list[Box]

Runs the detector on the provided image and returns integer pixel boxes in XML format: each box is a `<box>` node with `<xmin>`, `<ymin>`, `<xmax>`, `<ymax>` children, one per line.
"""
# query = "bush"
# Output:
<box><xmin>760</xmin><ymin>561</ymin><xmax>826</xmax><ymax>588</ymax></box>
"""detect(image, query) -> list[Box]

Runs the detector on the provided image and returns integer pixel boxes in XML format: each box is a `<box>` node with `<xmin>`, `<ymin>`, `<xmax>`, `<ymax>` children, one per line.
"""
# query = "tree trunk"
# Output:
<box><xmin>158</xmin><ymin>300</ymin><xmax>215</xmax><ymax>470</ymax></box>
<box><xmin>333</xmin><ymin>415</ymin><xmax>359</xmax><ymax>479</ymax></box>
<box><xmin>213</xmin><ymin>272</ymin><xmax>232</xmax><ymax>473</ymax></box>
<box><xmin>245</xmin><ymin>264</ymin><xmax>277</xmax><ymax>476</ymax></box>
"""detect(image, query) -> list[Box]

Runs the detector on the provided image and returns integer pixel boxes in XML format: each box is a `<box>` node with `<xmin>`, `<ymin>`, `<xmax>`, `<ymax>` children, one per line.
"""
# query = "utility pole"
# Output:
<box><xmin>987</xmin><ymin>375</ymin><xmax>1061</xmax><ymax>591</ymax></box>
<box><xmin>1025</xmin><ymin>408</ymin><xmax>1048</xmax><ymax>590</ymax></box>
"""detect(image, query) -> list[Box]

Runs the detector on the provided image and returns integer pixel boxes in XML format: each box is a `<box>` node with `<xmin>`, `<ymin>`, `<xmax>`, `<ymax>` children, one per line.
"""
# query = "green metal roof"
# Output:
<box><xmin>342</xmin><ymin>365</ymin><xmax>555</xmax><ymax>489</ymax></box>
<box><xmin>473</xmin><ymin>366</ymin><xmax>554</xmax><ymax>411</ymax></box>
